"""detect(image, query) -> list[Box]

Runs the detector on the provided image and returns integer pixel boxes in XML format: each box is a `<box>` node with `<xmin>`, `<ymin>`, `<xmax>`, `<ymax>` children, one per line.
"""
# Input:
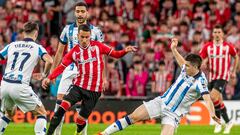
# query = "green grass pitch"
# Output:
<box><xmin>3</xmin><ymin>123</ymin><xmax>240</xmax><ymax>135</ymax></box>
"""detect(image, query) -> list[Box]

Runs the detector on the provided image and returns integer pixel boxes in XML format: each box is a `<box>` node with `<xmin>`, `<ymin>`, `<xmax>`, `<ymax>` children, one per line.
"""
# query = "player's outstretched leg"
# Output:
<box><xmin>100</xmin><ymin>104</ymin><xmax>150</xmax><ymax>135</ymax></box>
<box><xmin>47</xmin><ymin>100</ymin><xmax>71</xmax><ymax>135</ymax></box>
<box><xmin>33</xmin><ymin>105</ymin><xmax>47</xmax><ymax>135</ymax></box>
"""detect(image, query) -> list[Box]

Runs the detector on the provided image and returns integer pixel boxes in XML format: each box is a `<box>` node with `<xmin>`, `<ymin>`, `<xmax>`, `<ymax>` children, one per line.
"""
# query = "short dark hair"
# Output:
<box><xmin>78</xmin><ymin>24</ymin><xmax>91</xmax><ymax>33</ymax></box>
<box><xmin>185</xmin><ymin>54</ymin><xmax>202</xmax><ymax>69</ymax></box>
<box><xmin>23</xmin><ymin>22</ymin><xmax>39</xmax><ymax>34</ymax></box>
<box><xmin>75</xmin><ymin>1</ymin><xmax>88</xmax><ymax>10</ymax></box>
<box><xmin>159</xmin><ymin>60</ymin><xmax>165</xmax><ymax>66</ymax></box>
<box><xmin>213</xmin><ymin>24</ymin><xmax>223</xmax><ymax>30</ymax></box>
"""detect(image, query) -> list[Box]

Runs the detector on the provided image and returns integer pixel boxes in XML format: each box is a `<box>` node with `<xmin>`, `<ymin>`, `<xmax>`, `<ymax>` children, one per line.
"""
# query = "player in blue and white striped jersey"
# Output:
<box><xmin>49</xmin><ymin>2</ymin><xmax>104</xmax><ymax>135</ymax></box>
<box><xmin>0</xmin><ymin>22</ymin><xmax>53</xmax><ymax>135</ymax></box>
<box><xmin>100</xmin><ymin>38</ymin><xmax>221</xmax><ymax>135</ymax></box>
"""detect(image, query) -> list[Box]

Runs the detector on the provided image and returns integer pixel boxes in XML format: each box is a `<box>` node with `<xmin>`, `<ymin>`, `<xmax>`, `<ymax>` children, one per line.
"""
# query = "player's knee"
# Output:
<box><xmin>128</xmin><ymin>114</ymin><xmax>139</xmax><ymax>123</ymax></box>
<box><xmin>60</xmin><ymin>100</ymin><xmax>71</xmax><ymax>111</ymax></box>
<box><xmin>34</xmin><ymin>105</ymin><xmax>47</xmax><ymax>116</ymax></box>
<box><xmin>5</xmin><ymin>110</ymin><xmax>14</xmax><ymax>119</ymax></box>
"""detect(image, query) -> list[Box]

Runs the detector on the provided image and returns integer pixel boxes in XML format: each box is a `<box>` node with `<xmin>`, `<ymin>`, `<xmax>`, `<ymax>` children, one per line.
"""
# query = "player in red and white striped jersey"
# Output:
<box><xmin>199</xmin><ymin>25</ymin><xmax>239</xmax><ymax>134</ymax></box>
<box><xmin>42</xmin><ymin>24</ymin><xmax>137</xmax><ymax>135</ymax></box>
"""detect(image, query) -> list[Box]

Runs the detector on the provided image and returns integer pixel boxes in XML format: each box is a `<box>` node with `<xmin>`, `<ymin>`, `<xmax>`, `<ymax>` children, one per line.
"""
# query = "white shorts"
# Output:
<box><xmin>143</xmin><ymin>96</ymin><xmax>180</xmax><ymax>128</ymax></box>
<box><xmin>57</xmin><ymin>69</ymin><xmax>77</xmax><ymax>95</ymax></box>
<box><xmin>1</xmin><ymin>81</ymin><xmax>42</xmax><ymax>113</ymax></box>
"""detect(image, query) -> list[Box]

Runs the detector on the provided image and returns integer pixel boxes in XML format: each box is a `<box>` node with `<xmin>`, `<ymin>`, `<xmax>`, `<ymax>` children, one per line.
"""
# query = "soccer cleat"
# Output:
<box><xmin>214</xmin><ymin>124</ymin><xmax>222</xmax><ymax>133</ymax></box>
<box><xmin>223</xmin><ymin>121</ymin><xmax>234</xmax><ymax>134</ymax></box>
<box><xmin>74</xmin><ymin>131</ymin><xmax>82</xmax><ymax>135</ymax></box>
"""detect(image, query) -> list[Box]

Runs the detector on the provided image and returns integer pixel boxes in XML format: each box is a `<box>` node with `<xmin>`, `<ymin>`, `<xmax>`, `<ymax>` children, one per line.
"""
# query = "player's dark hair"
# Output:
<box><xmin>78</xmin><ymin>24</ymin><xmax>91</xmax><ymax>33</ymax></box>
<box><xmin>213</xmin><ymin>24</ymin><xmax>223</xmax><ymax>31</ymax></box>
<box><xmin>75</xmin><ymin>1</ymin><xmax>88</xmax><ymax>10</ymax></box>
<box><xmin>23</xmin><ymin>21</ymin><xmax>39</xmax><ymax>34</ymax></box>
<box><xmin>185</xmin><ymin>54</ymin><xmax>202</xmax><ymax>69</ymax></box>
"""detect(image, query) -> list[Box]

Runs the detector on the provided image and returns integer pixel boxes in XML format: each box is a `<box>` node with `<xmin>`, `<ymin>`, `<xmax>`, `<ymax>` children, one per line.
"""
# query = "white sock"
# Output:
<box><xmin>0</xmin><ymin>116</ymin><xmax>11</xmax><ymax>135</ymax></box>
<box><xmin>82</xmin><ymin>120</ymin><xmax>88</xmax><ymax>135</ymax></box>
<box><xmin>54</xmin><ymin>101</ymin><xmax>64</xmax><ymax>135</ymax></box>
<box><xmin>102</xmin><ymin>116</ymin><xmax>132</xmax><ymax>135</ymax></box>
<box><xmin>34</xmin><ymin>116</ymin><xmax>47</xmax><ymax>135</ymax></box>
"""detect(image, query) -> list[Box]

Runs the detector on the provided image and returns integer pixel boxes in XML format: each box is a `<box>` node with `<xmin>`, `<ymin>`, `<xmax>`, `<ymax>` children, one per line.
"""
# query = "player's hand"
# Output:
<box><xmin>170</xmin><ymin>38</ymin><xmax>178</xmax><ymax>49</ymax></box>
<box><xmin>212</xmin><ymin>115</ymin><xmax>221</xmax><ymax>125</ymax></box>
<box><xmin>42</xmin><ymin>78</ymin><xmax>51</xmax><ymax>90</ymax></box>
<box><xmin>125</xmin><ymin>46</ymin><xmax>138</xmax><ymax>53</ymax></box>
<box><xmin>102</xmin><ymin>78</ymin><xmax>108</xmax><ymax>92</ymax></box>
<box><xmin>230</xmin><ymin>71</ymin><xmax>237</xmax><ymax>78</ymax></box>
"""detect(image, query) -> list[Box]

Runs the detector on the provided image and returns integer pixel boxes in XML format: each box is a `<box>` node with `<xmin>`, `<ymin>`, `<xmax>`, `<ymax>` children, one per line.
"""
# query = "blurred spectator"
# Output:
<box><xmin>103</xmin><ymin>58</ymin><xmax>122</xmax><ymax>97</ymax></box>
<box><xmin>151</xmin><ymin>61</ymin><xmax>172</xmax><ymax>96</ymax></box>
<box><xmin>188</xmin><ymin>17</ymin><xmax>210</xmax><ymax>41</ymax></box>
<box><xmin>126</xmin><ymin>60</ymin><xmax>148</xmax><ymax>97</ymax></box>
<box><xmin>46</xmin><ymin>35</ymin><xmax>59</xmax><ymax>56</ymax></box>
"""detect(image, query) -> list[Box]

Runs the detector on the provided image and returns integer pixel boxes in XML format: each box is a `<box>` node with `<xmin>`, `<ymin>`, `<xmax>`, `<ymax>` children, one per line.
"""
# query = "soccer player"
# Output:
<box><xmin>51</xmin><ymin>2</ymin><xmax>104</xmax><ymax>135</ymax></box>
<box><xmin>42</xmin><ymin>24</ymin><xmax>137</xmax><ymax>135</ymax></box>
<box><xmin>0</xmin><ymin>22</ymin><xmax>53</xmax><ymax>135</ymax></box>
<box><xmin>199</xmin><ymin>25</ymin><xmax>239</xmax><ymax>134</ymax></box>
<box><xmin>99</xmin><ymin>38</ymin><xmax>221</xmax><ymax>135</ymax></box>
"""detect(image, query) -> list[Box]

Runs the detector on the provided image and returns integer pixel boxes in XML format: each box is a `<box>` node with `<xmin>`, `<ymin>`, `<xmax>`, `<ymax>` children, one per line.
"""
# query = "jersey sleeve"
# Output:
<box><xmin>61</xmin><ymin>46</ymin><xmax>74</xmax><ymax>67</ymax></box>
<box><xmin>98</xmin><ymin>42</ymin><xmax>113</xmax><ymax>55</ymax></box>
<box><xmin>197</xmin><ymin>77</ymin><xmax>209</xmax><ymax>96</ymax></box>
<box><xmin>59</xmin><ymin>25</ymin><xmax>68</xmax><ymax>45</ymax></box>
<box><xmin>38</xmin><ymin>45</ymin><xmax>47</xmax><ymax>61</ymax></box>
<box><xmin>95</xmin><ymin>27</ymin><xmax>104</xmax><ymax>42</ymax></box>
<box><xmin>199</xmin><ymin>44</ymin><xmax>208</xmax><ymax>59</ymax></box>
<box><xmin>0</xmin><ymin>44</ymin><xmax>10</xmax><ymax>59</ymax></box>
<box><xmin>228</xmin><ymin>43</ymin><xmax>237</xmax><ymax>56</ymax></box>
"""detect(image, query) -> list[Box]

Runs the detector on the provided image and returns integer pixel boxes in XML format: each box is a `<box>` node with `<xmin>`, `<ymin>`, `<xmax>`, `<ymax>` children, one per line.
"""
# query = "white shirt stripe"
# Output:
<box><xmin>87</xmin><ymin>48</ymin><xmax>93</xmax><ymax>90</ymax></box>
<box><xmin>79</xmin><ymin>48</ymin><xmax>85</xmax><ymax>87</ymax></box>
<box><xmin>95</xmin><ymin>46</ymin><xmax>101</xmax><ymax>92</ymax></box>
<box><xmin>223</xmin><ymin>47</ymin><xmax>229</xmax><ymax>80</ymax></box>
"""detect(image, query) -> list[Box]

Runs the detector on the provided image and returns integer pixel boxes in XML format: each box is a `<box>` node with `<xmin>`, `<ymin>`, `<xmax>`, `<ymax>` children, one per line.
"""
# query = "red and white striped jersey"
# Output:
<box><xmin>199</xmin><ymin>41</ymin><xmax>237</xmax><ymax>81</ymax></box>
<box><xmin>152</xmin><ymin>71</ymin><xmax>173</xmax><ymax>95</ymax></box>
<box><xmin>48</xmin><ymin>41</ymin><xmax>127</xmax><ymax>92</ymax></box>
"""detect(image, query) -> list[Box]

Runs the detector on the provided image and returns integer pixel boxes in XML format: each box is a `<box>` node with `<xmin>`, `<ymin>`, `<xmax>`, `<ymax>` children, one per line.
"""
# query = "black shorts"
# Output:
<box><xmin>63</xmin><ymin>85</ymin><xmax>101</xmax><ymax>118</ymax></box>
<box><xmin>208</xmin><ymin>79</ymin><xmax>228</xmax><ymax>93</ymax></box>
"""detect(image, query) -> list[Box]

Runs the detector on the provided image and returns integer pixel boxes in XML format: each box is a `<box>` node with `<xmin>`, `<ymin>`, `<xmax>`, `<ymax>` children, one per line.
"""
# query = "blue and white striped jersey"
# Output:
<box><xmin>161</xmin><ymin>65</ymin><xmax>209</xmax><ymax>117</ymax></box>
<box><xmin>0</xmin><ymin>38</ymin><xmax>47</xmax><ymax>85</ymax></box>
<box><xmin>59</xmin><ymin>22</ymin><xmax>104</xmax><ymax>51</ymax></box>
<box><xmin>59</xmin><ymin>22</ymin><xmax>104</xmax><ymax>71</ymax></box>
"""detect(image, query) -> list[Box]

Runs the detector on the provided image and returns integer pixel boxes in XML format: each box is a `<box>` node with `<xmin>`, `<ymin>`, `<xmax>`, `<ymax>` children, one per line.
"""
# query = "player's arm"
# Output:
<box><xmin>202</xmin><ymin>94</ymin><xmax>221</xmax><ymax>124</ymax></box>
<box><xmin>0</xmin><ymin>44</ymin><xmax>10</xmax><ymax>60</ymax></box>
<box><xmin>170</xmin><ymin>38</ymin><xmax>186</xmax><ymax>67</ymax></box>
<box><xmin>50</xmin><ymin>26</ymin><xmax>68</xmax><ymax>73</ymax></box>
<box><xmin>99</xmin><ymin>42</ymin><xmax>137</xmax><ymax>58</ymax></box>
<box><xmin>231</xmin><ymin>54</ymin><xmax>239</xmax><ymax>76</ymax></box>
<box><xmin>42</xmin><ymin>48</ymin><xmax>74</xmax><ymax>89</ymax></box>
<box><xmin>50</xmin><ymin>42</ymin><xmax>66</xmax><ymax>73</ymax></box>
<box><xmin>42</xmin><ymin>54</ymin><xmax>54</xmax><ymax>76</ymax></box>
<box><xmin>198</xmin><ymin>78</ymin><xmax>221</xmax><ymax>124</ymax></box>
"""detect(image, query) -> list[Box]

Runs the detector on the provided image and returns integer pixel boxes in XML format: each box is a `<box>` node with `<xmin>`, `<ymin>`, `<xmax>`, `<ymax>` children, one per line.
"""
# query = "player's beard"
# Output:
<box><xmin>77</xmin><ymin>17</ymin><xmax>87</xmax><ymax>25</ymax></box>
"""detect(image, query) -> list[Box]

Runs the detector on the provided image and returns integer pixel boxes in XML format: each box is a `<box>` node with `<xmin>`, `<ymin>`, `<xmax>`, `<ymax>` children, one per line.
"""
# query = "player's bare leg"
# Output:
<box><xmin>32</xmin><ymin>105</ymin><xmax>47</xmax><ymax>135</ymax></box>
<box><xmin>210</xmin><ymin>88</ymin><xmax>222</xmax><ymax>133</ymax></box>
<box><xmin>161</xmin><ymin>124</ymin><xmax>175</xmax><ymax>135</ymax></box>
<box><xmin>100</xmin><ymin>104</ymin><xmax>150</xmax><ymax>135</ymax></box>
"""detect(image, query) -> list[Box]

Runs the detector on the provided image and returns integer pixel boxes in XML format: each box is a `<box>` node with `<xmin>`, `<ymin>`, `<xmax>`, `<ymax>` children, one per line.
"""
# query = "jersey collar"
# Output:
<box><xmin>193</xmin><ymin>71</ymin><xmax>202</xmax><ymax>79</ymax></box>
<box><xmin>23</xmin><ymin>38</ymin><xmax>34</xmax><ymax>41</ymax></box>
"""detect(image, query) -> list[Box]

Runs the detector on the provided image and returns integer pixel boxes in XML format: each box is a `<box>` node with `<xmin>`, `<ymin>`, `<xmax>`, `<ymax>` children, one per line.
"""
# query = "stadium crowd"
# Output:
<box><xmin>0</xmin><ymin>0</ymin><xmax>240</xmax><ymax>100</ymax></box>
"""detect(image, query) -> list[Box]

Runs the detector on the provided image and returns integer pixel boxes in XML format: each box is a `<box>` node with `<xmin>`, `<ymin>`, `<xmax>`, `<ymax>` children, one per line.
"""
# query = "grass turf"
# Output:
<box><xmin>3</xmin><ymin>123</ymin><xmax>240</xmax><ymax>135</ymax></box>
